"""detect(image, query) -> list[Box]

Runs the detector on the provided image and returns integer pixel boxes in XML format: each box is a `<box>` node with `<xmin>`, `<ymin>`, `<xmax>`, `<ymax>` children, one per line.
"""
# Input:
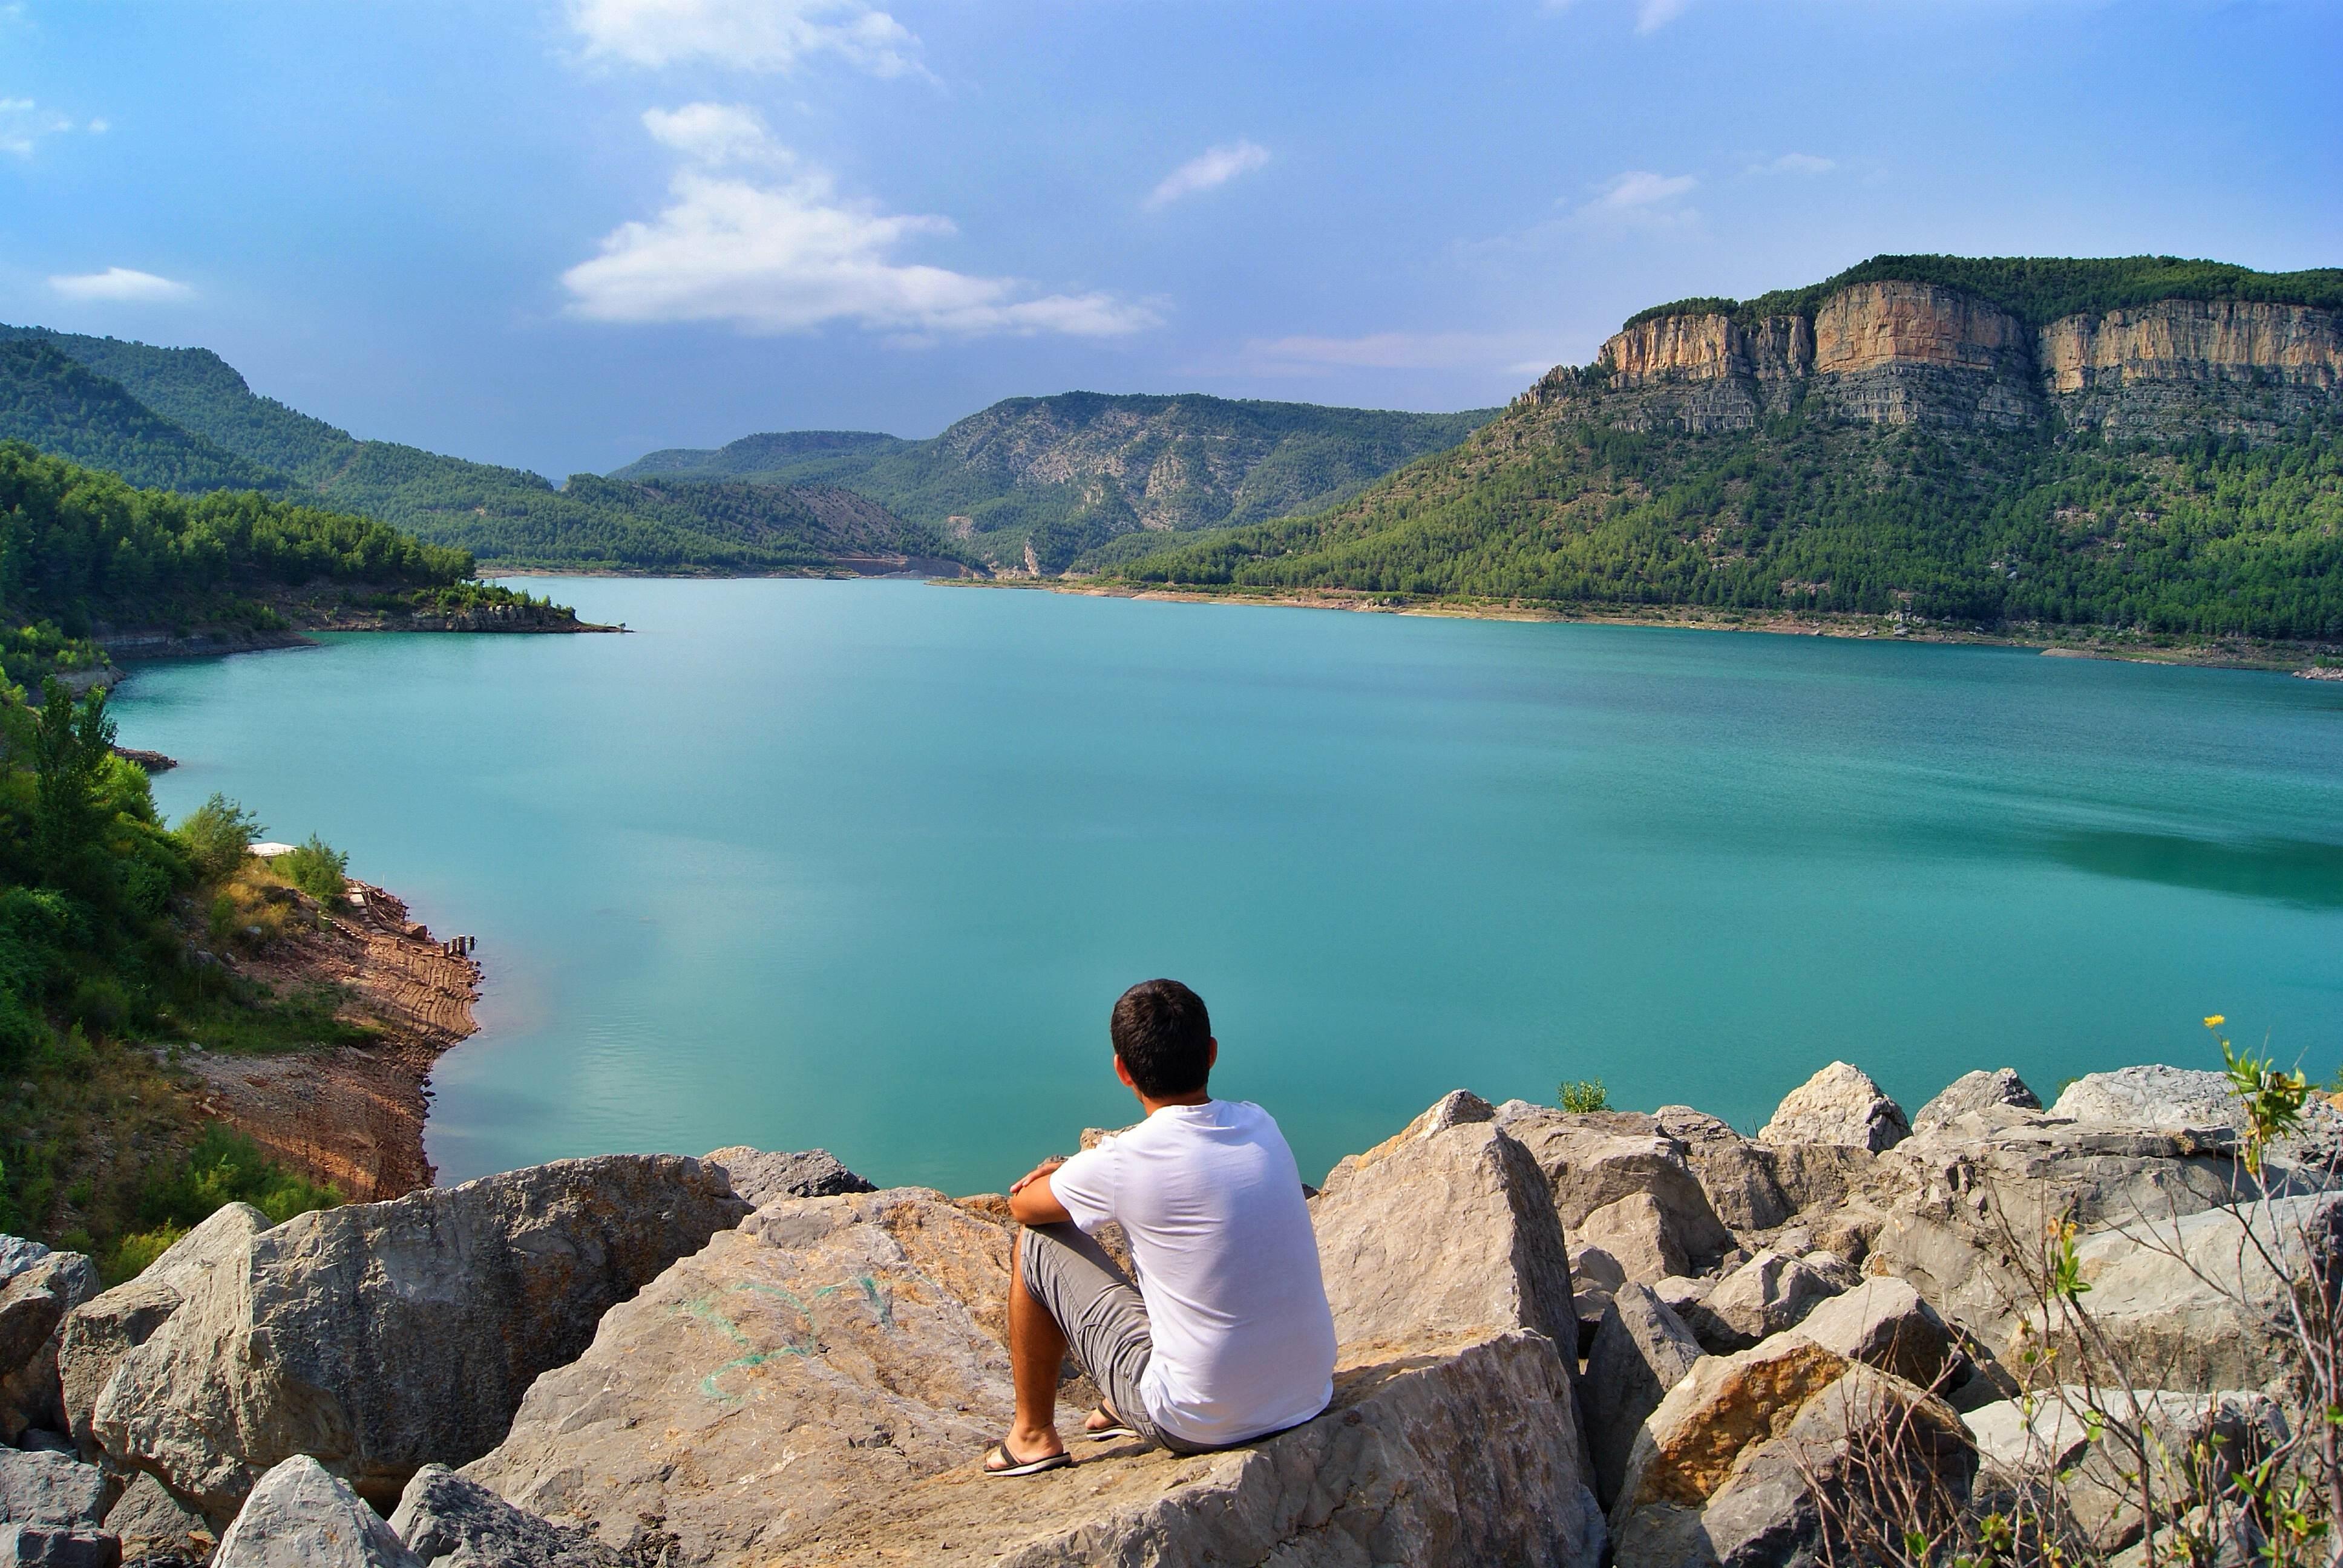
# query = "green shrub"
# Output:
<box><xmin>1558</xmin><ymin>1079</ymin><xmax>1610</xmax><ymax>1114</ymax></box>
<box><xmin>104</xmin><ymin>1224</ymin><xmax>186</xmax><ymax>1282</ymax></box>
<box><xmin>174</xmin><ymin>794</ymin><xmax>263</xmax><ymax>884</ymax></box>
<box><xmin>278</xmin><ymin>835</ymin><xmax>349</xmax><ymax>904</ymax></box>
<box><xmin>140</xmin><ymin>1125</ymin><xmax>340</xmax><ymax>1231</ymax></box>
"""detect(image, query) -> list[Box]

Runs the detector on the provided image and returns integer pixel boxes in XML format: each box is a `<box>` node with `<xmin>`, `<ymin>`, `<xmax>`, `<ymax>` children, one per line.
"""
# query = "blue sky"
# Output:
<box><xmin>2</xmin><ymin>1</ymin><xmax>2336</xmax><ymax>477</ymax></box>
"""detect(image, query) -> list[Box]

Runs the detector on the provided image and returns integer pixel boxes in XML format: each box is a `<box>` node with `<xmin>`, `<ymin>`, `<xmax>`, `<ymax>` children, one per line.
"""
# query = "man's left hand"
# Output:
<box><xmin>1011</xmin><ymin>1155</ymin><xmax>1067</xmax><ymax>1196</ymax></box>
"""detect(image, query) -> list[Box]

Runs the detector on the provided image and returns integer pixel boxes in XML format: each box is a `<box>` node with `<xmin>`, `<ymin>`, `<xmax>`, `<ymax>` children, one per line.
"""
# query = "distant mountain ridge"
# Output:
<box><xmin>1115</xmin><ymin>253</ymin><xmax>2343</xmax><ymax>644</ymax></box>
<box><xmin>613</xmin><ymin>393</ymin><xmax>1500</xmax><ymax>574</ymax></box>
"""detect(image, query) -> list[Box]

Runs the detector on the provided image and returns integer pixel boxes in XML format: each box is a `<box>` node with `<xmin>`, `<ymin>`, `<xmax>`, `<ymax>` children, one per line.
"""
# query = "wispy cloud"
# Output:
<box><xmin>50</xmin><ymin>267</ymin><xmax>194</xmax><ymax>302</ymax></box>
<box><xmin>563</xmin><ymin>103</ymin><xmax>1158</xmax><ymax>339</ymax></box>
<box><xmin>1545</xmin><ymin>0</ymin><xmax>1695</xmax><ymax>33</ymax></box>
<box><xmin>1237</xmin><ymin>330</ymin><xmax>1567</xmax><ymax>377</ymax></box>
<box><xmin>1570</xmin><ymin>168</ymin><xmax>1700</xmax><ymax>232</ymax></box>
<box><xmin>0</xmin><ymin>97</ymin><xmax>73</xmax><ymax>157</ymax></box>
<box><xmin>1144</xmin><ymin>141</ymin><xmax>1270</xmax><ymax>211</ymax></box>
<box><xmin>565</xmin><ymin>0</ymin><xmax>922</xmax><ymax>76</ymax></box>
<box><xmin>1752</xmin><ymin>151</ymin><xmax>1835</xmax><ymax>175</ymax></box>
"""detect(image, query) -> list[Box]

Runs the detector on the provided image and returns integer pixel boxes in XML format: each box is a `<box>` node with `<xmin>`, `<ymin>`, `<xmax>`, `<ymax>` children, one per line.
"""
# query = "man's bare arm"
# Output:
<box><xmin>1009</xmin><ymin>1158</ymin><xmax>1072</xmax><ymax>1226</ymax></box>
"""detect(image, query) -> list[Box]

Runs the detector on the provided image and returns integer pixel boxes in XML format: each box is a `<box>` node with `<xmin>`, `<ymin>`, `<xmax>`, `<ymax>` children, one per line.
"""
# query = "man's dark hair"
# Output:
<box><xmin>1110</xmin><ymin>979</ymin><xmax>1213</xmax><ymax>1098</ymax></box>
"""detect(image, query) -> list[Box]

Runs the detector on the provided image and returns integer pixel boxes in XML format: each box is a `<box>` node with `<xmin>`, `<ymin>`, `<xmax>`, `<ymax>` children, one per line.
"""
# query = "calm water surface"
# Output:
<box><xmin>107</xmin><ymin>580</ymin><xmax>2343</xmax><ymax>1191</ymax></box>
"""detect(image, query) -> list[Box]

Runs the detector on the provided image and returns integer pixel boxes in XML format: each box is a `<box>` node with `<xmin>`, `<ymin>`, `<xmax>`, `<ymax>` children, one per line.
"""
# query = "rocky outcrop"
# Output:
<box><xmin>1312</xmin><ymin>1119</ymin><xmax>1578</xmax><ymax>1351</ymax></box>
<box><xmin>212</xmin><ymin>1458</ymin><xmax>416</xmax><ymax>1568</ymax></box>
<box><xmin>1795</xmin><ymin>1277</ymin><xmax>1958</xmax><ymax>1390</ymax></box>
<box><xmin>1496</xmin><ymin>1108</ymin><xmax>1734</xmax><ymax>1273</ymax></box>
<box><xmin>60</xmin><ymin>1204</ymin><xmax>268</xmax><ymax>1454</ymax></box>
<box><xmin>464</xmin><ymin>1187</ymin><xmax>1018</xmax><ymax>1566</ymax></box>
<box><xmin>757</xmin><ymin>1332</ymin><xmax>1605</xmax><ymax>1568</ymax></box>
<box><xmin>1911</xmin><ymin>1069</ymin><xmax>2041</xmax><ymax>1138</ymax></box>
<box><xmin>92</xmin><ymin>1158</ymin><xmax>749</xmax><ymax>1519</ymax></box>
<box><xmin>0</xmin><ymin>1523</ymin><xmax>120</xmax><ymax>1568</ymax></box>
<box><xmin>1584</xmin><ymin>1283</ymin><xmax>1703</xmax><ymax>1511</ymax></box>
<box><xmin>0</xmin><ymin>1452</ymin><xmax>105</xmax><ymax>1529</ymax></box>
<box><xmin>0</xmin><ymin>1254</ymin><xmax>101</xmax><ymax>1443</ymax></box>
<box><xmin>1682</xmin><ymin>1250</ymin><xmax>1847</xmax><ymax>1353</ymax></box>
<box><xmin>1758</xmin><ymin>1062</ymin><xmax>1910</xmax><ymax>1152</ymax></box>
<box><xmin>698</xmin><ymin>1148</ymin><xmax>876</xmax><ymax>1208</ymax></box>
<box><xmin>1609</xmin><ymin>1334</ymin><xmax>1851</xmax><ymax>1527</ymax></box>
<box><xmin>100</xmin><ymin>1475</ymin><xmax>212</xmax><ymax>1568</ymax></box>
<box><xmin>2053</xmin><ymin>1064</ymin><xmax>2343</xmax><ymax>1172</ymax></box>
<box><xmin>387</xmin><ymin>1468</ymin><xmax>620</xmax><ymax>1568</ymax></box>
<box><xmin>1576</xmin><ymin>279</ymin><xmax>2343</xmax><ymax>442</ymax></box>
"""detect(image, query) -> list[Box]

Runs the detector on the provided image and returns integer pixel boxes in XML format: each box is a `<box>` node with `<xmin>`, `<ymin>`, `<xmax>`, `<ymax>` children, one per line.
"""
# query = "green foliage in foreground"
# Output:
<box><xmin>1119</xmin><ymin>413</ymin><xmax>2343</xmax><ymax>639</ymax></box>
<box><xmin>1625</xmin><ymin>253</ymin><xmax>2343</xmax><ymax>333</ymax></box>
<box><xmin>0</xmin><ymin>681</ymin><xmax>347</xmax><ymax>1262</ymax></box>
<box><xmin>108</xmin><ymin>1125</ymin><xmax>342</xmax><ymax>1281</ymax></box>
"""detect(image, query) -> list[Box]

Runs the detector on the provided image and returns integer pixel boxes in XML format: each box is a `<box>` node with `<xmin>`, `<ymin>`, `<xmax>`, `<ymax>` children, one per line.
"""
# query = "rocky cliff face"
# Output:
<box><xmin>1571</xmin><ymin>283</ymin><xmax>2342</xmax><ymax>441</ymax></box>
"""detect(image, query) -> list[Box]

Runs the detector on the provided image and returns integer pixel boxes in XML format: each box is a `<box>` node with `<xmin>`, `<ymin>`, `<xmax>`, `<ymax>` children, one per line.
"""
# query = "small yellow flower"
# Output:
<box><xmin>2204</xmin><ymin>1014</ymin><xmax>2226</xmax><ymax>1029</ymax></box>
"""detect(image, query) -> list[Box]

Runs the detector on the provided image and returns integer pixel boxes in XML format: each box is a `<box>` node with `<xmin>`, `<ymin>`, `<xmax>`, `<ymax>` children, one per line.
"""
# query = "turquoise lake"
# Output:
<box><xmin>106</xmin><ymin>579</ymin><xmax>2343</xmax><ymax>1193</ymax></box>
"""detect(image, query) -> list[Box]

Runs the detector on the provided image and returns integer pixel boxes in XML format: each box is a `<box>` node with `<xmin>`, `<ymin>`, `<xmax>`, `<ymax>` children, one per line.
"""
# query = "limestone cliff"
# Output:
<box><xmin>1565</xmin><ymin>276</ymin><xmax>2342</xmax><ymax>442</ymax></box>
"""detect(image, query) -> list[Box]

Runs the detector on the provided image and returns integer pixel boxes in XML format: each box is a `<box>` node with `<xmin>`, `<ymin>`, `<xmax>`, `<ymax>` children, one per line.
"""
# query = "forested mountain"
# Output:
<box><xmin>612</xmin><ymin>394</ymin><xmax>1501</xmax><ymax>574</ymax></box>
<box><xmin>0</xmin><ymin>327</ymin><xmax>948</xmax><ymax>573</ymax></box>
<box><xmin>1116</xmin><ymin>255</ymin><xmax>2343</xmax><ymax>642</ymax></box>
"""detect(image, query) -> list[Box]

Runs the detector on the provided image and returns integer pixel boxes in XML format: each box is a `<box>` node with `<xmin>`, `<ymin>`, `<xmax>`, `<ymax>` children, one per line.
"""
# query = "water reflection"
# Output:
<box><xmin>2048</xmin><ymin>830</ymin><xmax>2343</xmax><ymax>910</ymax></box>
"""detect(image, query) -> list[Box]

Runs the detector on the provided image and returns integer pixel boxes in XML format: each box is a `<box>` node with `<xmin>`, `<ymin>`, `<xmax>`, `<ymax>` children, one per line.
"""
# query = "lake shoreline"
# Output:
<box><xmin>188</xmin><ymin>880</ymin><xmax>482</xmax><ymax>1203</ymax></box>
<box><xmin>939</xmin><ymin>578</ymin><xmax>2338</xmax><ymax>673</ymax></box>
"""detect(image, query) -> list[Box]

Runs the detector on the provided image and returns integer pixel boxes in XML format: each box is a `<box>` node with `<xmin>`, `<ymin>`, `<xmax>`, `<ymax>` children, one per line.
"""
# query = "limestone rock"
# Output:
<box><xmin>1312</xmin><ymin>1119</ymin><xmax>1579</xmax><ymax>1353</ymax></box>
<box><xmin>463</xmin><ymin>1187</ymin><xmax>1018</xmax><ymax>1566</ymax></box>
<box><xmin>61</xmin><ymin>1205</ymin><xmax>269</xmax><ymax>1454</ymax></box>
<box><xmin>1584</xmin><ymin>1282</ymin><xmax>1703</xmax><ymax>1511</ymax></box>
<box><xmin>0</xmin><ymin>1244</ymin><xmax>51</xmax><ymax>1289</ymax></box>
<box><xmin>1652</xmin><ymin>1275</ymin><xmax>1711</xmax><ymax>1316</ymax></box>
<box><xmin>1651</xmin><ymin>1108</ymin><xmax>1791</xmax><ymax>1232</ymax></box>
<box><xmin>94</xmin><ymin>1157</ymin><xmax>750</xmax><ymax>1519</ymax></box>
<box><xmin>1682</xmin><ymin>1250</ymin><xmax>1844</xmax><ymax>1353</ymax></box>
<box><xmin>212</xmin><ymin>1458</ymin><xmax>416</xmax><ymax>1568</ymax></box>
<box><xmin>1758</xmin><ymin>1062</ymin><xmax>1909</xmax><ymax>1152</ymax></box>
<box><xmin>758</xmin><ymin>1331</ymin><xmax>1606</xmax><ymax>1568</ymax></box>
<box><xmin>1576</xmin><ymin>1192</ymin><xmax>1696</xmax><ymax>1284</ymax></box>
<box><xmin>1315</xmin><ymin>1089</ymin><xmax>1493</xmax><ymax>1196</ymax></box>
<box><xmin>387</xmin><ymin>1468</ymin><xmax>619</xmax><ymax>1568</ymax></box>
<box><xmin>699</xmin><ymin>1148</ymin><xmax>874</xmax><ymax>1209</ymax></box>
<box><xmin>100</xmin><ymin>1475</ymin><xmax>212</xmax><ymax>1568</ymax></box>
<box><xmin>1794</xmin><ymin>1277</ymin><xmax>1957</xmax><ymax>1389</ymax></box>
<box><xmin>0</xmin><ymin>1256</ymin><xmax>101</xmax><ymax>1443</ymax></box>
<box><xmin>1910</xmin><ymin>1068</ymin><xmax>2041</xmax><ymax>1137</ymax></box>
<box><xmin>0</xmin><ymin>1524</ymin><xmax>120</xmax><ymax>1568</ymax></box>
<box><xmin>1608</xmin><ymin>1333</ymin><xmax>1849</xmax><ymax>1532</ymax></box>
<box><xmin>1497</xmin><ymin>1109</ymin><xmax>1732</xmax><ymax>1270</ymax></box>
<box><xmin>2053</xmin><ymin>1065</ymin><xmax>2343</xmax><ymax>1172</ymax></box>
<box><xmin>0</xmin><ymin>1452</ymin><xmax>105</xmax><ymax>1528</ymax></box>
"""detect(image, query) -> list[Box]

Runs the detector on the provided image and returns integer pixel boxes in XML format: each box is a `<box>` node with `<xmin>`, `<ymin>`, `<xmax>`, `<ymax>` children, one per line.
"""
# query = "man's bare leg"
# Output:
<box><xmin>1003</xmin><ymin>1229</ymin><xmax>1068</xmax><ymax>1463</ymax></box>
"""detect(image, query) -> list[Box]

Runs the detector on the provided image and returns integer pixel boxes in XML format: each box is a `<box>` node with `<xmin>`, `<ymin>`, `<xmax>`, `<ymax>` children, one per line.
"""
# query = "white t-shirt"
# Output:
<box><xmin>1049</xmin><ymin>1099</ymin><xmax>1336</xmax><ymax>1447</ymax></box>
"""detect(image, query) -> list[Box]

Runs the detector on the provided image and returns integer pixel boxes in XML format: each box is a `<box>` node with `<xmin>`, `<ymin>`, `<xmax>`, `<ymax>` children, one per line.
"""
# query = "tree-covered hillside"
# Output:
<box><xmin>612</xmin><ymin>393</ymin><xmax>1501</xmax><ymax>575</ymax></box>
<box><xmin>1627</xmin><ymin>253</ymin><xmax>2343</xmax><ymax>332</ymax></box>
<box><xmin>0</xmin><ymin>326</ymin><xmax>944</xmax><ymax>573</ymax></box>
<box><xmin>1118</xmin><ymin>410</ymin><xmax>2343</xmax><ymax>640</ymax></box>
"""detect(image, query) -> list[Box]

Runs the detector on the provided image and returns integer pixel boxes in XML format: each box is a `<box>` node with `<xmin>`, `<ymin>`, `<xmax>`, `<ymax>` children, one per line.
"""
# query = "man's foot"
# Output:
<box><xmin>982</xmin><ymin>1432</ymin><xmax>1070</xmax><ymax>1478</ymax></box>
<box><xmin>1084</xmin><ymin>1406</ymin><xmax>1140</xmax><ymax>1442</ymax></box>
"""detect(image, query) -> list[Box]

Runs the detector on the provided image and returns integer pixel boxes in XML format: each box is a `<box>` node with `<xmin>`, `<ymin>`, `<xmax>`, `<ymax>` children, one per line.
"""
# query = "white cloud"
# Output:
<box><xmin>49</xmin><ymin>267</ymin><xmax>194</xmax><ymax>302</ymax></box>
<box><xmin>1144</xmin><ymin>140</ymin><xmax>1271</xmax><ymax>211</ymax></box>
<box><xmin>1754</xmin><ymin>151</ymin><xmax>1835</xmax><ymax>175</ymax></box>
<box><xmin>85</xmin><ymin>117</ymin><xmax>108</xmax><ymax>134</ymax></box>
<box><xmin>0</xmin><ymin>97</ymin><xmax>72</xmax><ymax>157</ymax></box>
<box><xmin>1544</xmin><ymin>0</ymin><xmax>1694</xmax><ymax>32</ymax></box>
<box><xmin>1237</xmin><ymin>330</ymin><xmax>1569</xmax><ymax>377</ymax></box>
<box><xmin>1588</xmin><ymin>169</ymin><xmax>1696</xmax><ymax>211</ymax></box>
<box><xmin>565</xmin><ymin>0</ymin><xmax>921</xmax><ymax>76</ymax></box>
<box><xmin>563</xmin><ymin>104</ymin><xmax>1158</xmax><ymax>339</ymax></box>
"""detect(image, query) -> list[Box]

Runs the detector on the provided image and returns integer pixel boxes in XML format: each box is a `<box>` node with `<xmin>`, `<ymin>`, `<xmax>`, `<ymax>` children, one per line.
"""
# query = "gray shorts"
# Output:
<box><xmin>1017</xmin><ymin>1223</ymin><xmax>1211</xmax><ymax>1455</ymax></box>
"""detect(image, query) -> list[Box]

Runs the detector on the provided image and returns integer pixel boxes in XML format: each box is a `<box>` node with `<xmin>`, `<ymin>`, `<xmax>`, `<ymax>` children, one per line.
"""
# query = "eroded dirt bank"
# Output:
<box><xmin>186</xmin><ymin>882</ymin><xmax>480</xmax><ymax>1202</ymax></box>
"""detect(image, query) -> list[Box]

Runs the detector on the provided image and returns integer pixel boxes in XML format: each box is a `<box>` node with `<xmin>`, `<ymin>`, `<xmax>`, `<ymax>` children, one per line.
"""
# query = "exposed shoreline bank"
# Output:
<box><xmin>940</xmin><ymin>577</ymin><xmax>2341</xmax><ymax>673</ymax></box>
<box><xmin>186</xmin><ymin>880</ymin><xmax>480</xmax><ymax>1203</ymax></box>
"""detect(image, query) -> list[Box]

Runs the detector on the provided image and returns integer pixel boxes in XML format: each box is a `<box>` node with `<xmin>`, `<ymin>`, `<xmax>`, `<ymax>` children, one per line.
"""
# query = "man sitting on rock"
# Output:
<box><xmin>988</xmin><ymin>977</ymin><xmax>1337</xmax><ymax>1476</ymax></box>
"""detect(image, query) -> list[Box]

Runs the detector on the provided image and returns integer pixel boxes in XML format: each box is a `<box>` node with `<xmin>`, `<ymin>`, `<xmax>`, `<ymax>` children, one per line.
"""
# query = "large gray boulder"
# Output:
<box><xmin>0</xmin><ymin>1452</ymin><xmax>105</xmax><ymax>1528</ymax></box>
<box><xmin>387</xmin><ymin>1468</ymin><xmax>619</xmax><ymax>1568</ymax></box>
<box><xmin>1680</xmin><ymin>1250</ymin><xmax>1845</xmax><ymax>1353</ymax></box>
<box><xmin>1758</xmin><ymin>1062</ymin><xmax>1910</xmax><ymax>1152</ymax></box>
<box><xmin>755</xmin><ymin>1331</ymin><xmax>1606</xmax><ymax>1568</ymax></box>
<box><xmin>100</xmin><ymin>1475</ymin><xmax>211</xmax><ymax>1568</ymax></box>
<box><xmin>1607</xmin><ymin>1333</ymin><xmax>1851</xmax><ymax>1537</ymax></box>
<box><xmin>61</xmin><ymin>1205</ymin><xmax>269</xmax><ymax>1454</ymax></box>
<box><xmin>0</xmin><ymin>1524</ymin><xmax>120</xmax><ymax>1568</ymax></box>
<box><xmin>93</xmin><ymin>1157</ymin><xmax>750</xmax><ymax>1519</ymax></box>
<box><xmin>2053</xmin><ymin>1065</ymin><xmax>2343</xmax><ymax>1173</ymax></box>
<box><xmin>212</xmin><ymin>1458</ymin><xmax>416</xmax><ymax>1568</ymax></box>
<box><xmin>698</xmin><ymin>1149</ymin><xmax>874</xmax><ymax>1209</ymax></box>
<box><xmin>1312</xmin><ymin>1118</ymin><xmax>1579</xmax><ymax>1351</ymax></box>
<box><xmin>1584</xmin><ymin>1282</ymin><xmax>1703</xmax><ymax>1512</ymax></box>
<box><xmin>1794</xmin><ymin>1276</ymin><xmax>1958</xmax><ymax>1390</ymax></box>
<box><xmin>1911</xmin><ymin>1069</ymin><xmax>2041</xmax><ymax>1138</ymax></box>
<box><xmin>1496</xmin><ymin>1108</ymin><xmax>1733</xmax><ymax>1273</ymax></box>
<box><xmin>0</xmin><ymin>1255</ymin><xmax>102</xmax><ymax>1443</ymax></box>
<box><xmin>464</xmin><ymin>1187</ymin><xmax>1020</xmax><ymax>1566</ymax></box>
<box><xmin>1650</xmin><ymin>1108</ymin><xmax>1791</xmax><ymax>1232</ymax></box>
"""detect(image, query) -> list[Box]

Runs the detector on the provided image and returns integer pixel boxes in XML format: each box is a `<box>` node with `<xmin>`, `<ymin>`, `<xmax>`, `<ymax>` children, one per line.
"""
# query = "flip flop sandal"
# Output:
<box><xmin>983</xmin><ymin>1439</ymin><xmax>1072</xmax><ymax>1478</ymax></box>
<box><xmin>1083</xmin><ymin>1408</ymin><xmax>1140</xmax><ymax>1442</ymax></box>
